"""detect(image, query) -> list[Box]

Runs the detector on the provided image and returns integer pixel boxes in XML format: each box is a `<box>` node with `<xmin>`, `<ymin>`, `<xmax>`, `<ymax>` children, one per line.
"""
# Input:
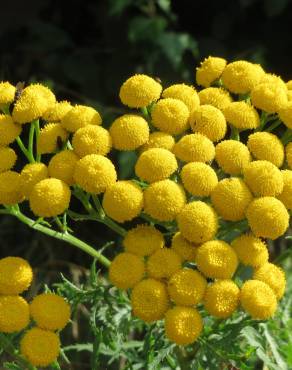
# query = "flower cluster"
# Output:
<box><xmin>0</xmin><ymin>256</ymin><xmax>70</xmax><ymax>366</ymax></box>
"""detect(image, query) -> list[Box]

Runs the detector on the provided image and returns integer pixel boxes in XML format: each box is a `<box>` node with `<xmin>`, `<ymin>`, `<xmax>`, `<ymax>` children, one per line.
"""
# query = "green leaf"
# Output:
<box><xmin>63</xmin><ymin>343</ymin><xmax>93</xmax><ymax>353</ymax></box>
<box><xmin>261</xmin><ymin>323</ymin><xmax>287</xmax><ymax>370</ymax></box>
<box><xmin>128</xmin><ymin>16</ymin><xmax>167</xmax><ymax>43</ymax></box>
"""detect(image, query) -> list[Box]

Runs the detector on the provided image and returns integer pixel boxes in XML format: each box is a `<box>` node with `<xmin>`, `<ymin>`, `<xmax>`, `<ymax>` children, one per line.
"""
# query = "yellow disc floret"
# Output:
<box><xmin>251</xmin><ymin>82</ymin><xmax>288</xmax><ymax>113</ymax></box>
<box><xmin>48</xmin><ymin>150</ymin><xmax>79</xmax><ymax>186</ymax></box>
<box><xmin>173</xmin><ymin>133</ymin><xmax>215</xmax><ymax>163</ymax></box>
<box><xmin>0</xmin><ymin>171</ymin><xmax>23</xmax><ymax>205</ymax></box>
<box><xmin>20</xmin><ymin>163</ymin><xmax>48</xmax><ymax>198</ymax></box>
<box><xmin>0</xmin><ymin>81</ymin><xmax>16</xmax><ymax>105</ymax></box>
<box><xmin>0</xmin><ymin>147</ymin><xmax>17</xmax><ymax>173</ymax></box>
<box><xmin>198</xmin><ymin>87</ymin><xmax>233</xmax><ymax>110</ymax></box>
<box><xmin>231</xmin><ymin>234</ymin><xmax>268</xmax><ymax>267</ymax></box>
<box><xmin>61</xmin><ymin>105</ymin><xmax>102</xmax><ymax>132</ymax></box>
<box><xmin>261</xmin><ymin>73</ymin><xmax>287</xmax><ymax>89</ymax></box>
<box><xmin>30</xmin><ymin>293</ymin><xmax>70</xmax><ymax>331</ymax></box>
<box><xmin>0</xmin><ymin>296</ymin><xmax>30</xmax><ymax>333</ymax></box>
<box><xmin>196</xmin><ymin>56</ymin><xmax>227</xmax><ymax>87</ymax></box>
<box><xmin>279</xmin><ymin>101</ymin><xmax>292</xmax><ymax>129</ymax></box>
<box><xmin>140</xmin><ymin>132</ymin><xmax>175</xmax><ymax>152</ymax></box>
<box><xmin>171</xmin><ymin>232</ymin><xmax>197</xmax><ymax>262</ymax></box>
<box><xmin>253</xmin><ymin>263</ymin><xmax>286</xmax><ymax>300</ymax></box>
<box><xmin>37</xmin><ymin>123</ymin><xmax>68</xmax><ymax>154</ymax></box>
<box><xmin>0</xmin><ymin>115</ymin><xmax>22</xmax><ymax>146</ymax></box>
<box><xmin>223</xmin><ymin>101</ymin><xmax>260</xmax><ymax>130</ymax></box>
<box><xmin>147</xmin><ymin>249</ymin><xmax>181</xmax><ymax>279</ymax></box>
<box><xmin>42</xmin><ymin>101</ymin><xmax>72</xmax><ymax>122</ymax></box>
<box><xmin>278</xmin><ymin>170</ymin><xmax>292</xmax><ymax>209</ymax></box>
<box><xmin>162</xmin><ymin>84</ymin><xmax>200</xmax><ymax>114</ymax></box>
<box><xmin>215</xmin><ymin>140</ymin><xmax>251</xmax><ymax>175</ymax></box>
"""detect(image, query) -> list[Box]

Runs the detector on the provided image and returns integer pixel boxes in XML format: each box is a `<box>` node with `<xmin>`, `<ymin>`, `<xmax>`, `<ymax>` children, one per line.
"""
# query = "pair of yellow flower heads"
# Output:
<box><xmin>0</xmin><ymin>257</ymin><xmax>70</xmax><ymax>366</ymax></box>
<box><xmin>0</xmin><ymin>56</ymin><xmax>291</xmax><ymax>347</ymax></box>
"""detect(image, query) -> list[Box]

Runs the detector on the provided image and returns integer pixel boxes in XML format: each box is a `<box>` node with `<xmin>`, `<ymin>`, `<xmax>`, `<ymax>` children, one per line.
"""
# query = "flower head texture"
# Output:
<box><xmin>253</xmin><ymin>263</ymin><xmax>286</xmax><ymax>300</ymax></box>
<box><xmin>147</xmin><ymin>249</ymin><xmax>181</xmax><ymax>279</ymax></box>
<box><xmin>286</xmin><ymin>143</ymin><xmax>292</xmax><ymax>169</ymax></box>
<box><xmin>261</xmin><ymin>73</ymin><xmax>287</xmax><ymax>89</ymax></box>
<box><xmin>0</xmin><ymin>296</ymin><xmax>30</xmax><ymax>333</ymax></box>
<box><xmin>140</xmin><ymin>131</ymin><xmax>175</xmax><ymax>152</ymax></box>
<box><xmin>173</xmin><ymin>133</ymin><xmax>215</xmax><ymax>163</ymax></box>
<box><xmin>171</xmin><ymin>232</ymin><xmax>197</xmax><ymax>262</ymax></box>
<box><xmin>223</xmin><ymin>101</ymin><xmax>260</xmax><ymax>130</ymax></box>
<box><xmin>198</xmin><ymin>87</ymin><xmax>232</xmax><ymax>110</ymax></box>
<box><xmin>43</xmin><ymin>100</ymin><xmax>72</xmax><ymax>122</ymax></box>
<box><xmin>277</xmin><ymin>170</ymin><xmax>292</xmax><ymax>209</ymax></box>
<box><xmin>196</xmin><ymin>56</ymin><xmax>227</xmax><ymax>87</ymax></box>
<box><xmin>20</xmin><ymin>163</ymin><xmax>48</xmax><ymax>198</ymax></box>
<box><xmin>251</xmin><ymin>82</ymin><xmax>288</xmax><ymax>113</ymax></box>
<box><xmin>231</xmin><ymin>234</ymin><xmax>268</xmax><ymax>267</ymax></box>
<box><xmin>61</xmin><ymin>105</ymin><xmax>102</xmax><ymax>132</ymax></box>
<box><xmin>0</xmin><ymin>81</ymin><xmax>16</xmax><ymax>104</ymax></box>
<box><xmin>0</xmin><ymin>170</ymin><xmax>24</xmax><ymax>205</ymax></box>
<box><xmin>37</xmin><ymin>123</ymin><xmax>68</xmax><ymax>154</ymax></box>
<box><xmin>215</xmin><ymin>140</ymin><xmax>251</xmax><ymax>175</ymax></box>
<box><xmin>0</xmin><ymin>147</ymin><xmax>17</xmax><ymax>173</ymax></box>
<box><xmin>48</xmin><ymin>150</ymin><xmax>79</xmax><ymax>186</ymax></box>
<box><xmin>0</xmin><ymin>115</ymin><xmax>22</xmax><ymax>146</ymax></box>
<box><xmin>279</xmin><ymin>101</ymin><xmax>292</xmax><ymax>129</ymax></box>
<box><xmin>162</xmin><ymin>83</ymin><xmax>200</xmax><ymax>114</ymax></box>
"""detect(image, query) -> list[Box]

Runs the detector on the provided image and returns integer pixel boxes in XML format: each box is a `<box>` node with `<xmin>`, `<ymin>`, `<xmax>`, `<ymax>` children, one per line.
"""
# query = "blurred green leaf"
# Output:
<box><xmin>128</xmin><ymin>16</ymin><xmax>167</xmax><ymax>42</ymax></box>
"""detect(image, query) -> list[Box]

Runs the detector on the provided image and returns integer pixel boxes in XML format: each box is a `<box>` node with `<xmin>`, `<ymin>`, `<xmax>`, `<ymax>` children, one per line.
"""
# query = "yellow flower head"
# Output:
<box><xmin>20</xmin><ymin>327</ymin><xmax>60</xmax><ymax>367</ymax></box>
<box><xmin>131</xmin><ymin>278</ymin><xmax>169</xmax><ymax>322</ymax></box>
<box><xmin>140</xmin><ymin>131</ymin><xmax>175</xmax><ymax>153</ymax></box>
<box><xmin>204</xmin><ymin>280</ymin><xmax>240</xmax><ymax>318</ymax></box>
<box><xmin>164</xmin><ymin>306</ymin><xmax>203</xmax><ymax>345</ymax></box>
<box><xmin>135</xmin><ymin>148</ymin><xmax>177</xmax><ymax>183</ymax></box>
<box><xmin>247</xmin><ymin>132</ymin><xmax>284</xmax><ymax>167</ymax></box>
<box><xmin>162</xmin><ymin>84</ymin><xmax>200</xmax><ymax>114</ymax></box>
<box><xmin>181</xmin><ymin>162</ymin><xmax>218</xmax><ymax>197</ymax></box>
<box><xmin>0</xmin><ymin>170</ymin><xmax>23</xmax><ymax>205</ymax></box>
<box><xmin>37</xmin><ymin>123</ymin><xmax>68</xmax><ymax>154</ymax></box>
<box><xmin>246</xmin><ymin>197</ymin><xmax>289</xmax><ymax>240</ymax></box>
<box><xmin>147</xmin><ymin>248</ymin><xmax>181</xmax><ymax>279</ymax></box>
<box><xmin>171</xmin><ymin>232</ymin><xmax>197</xmax><ymax>262</ymax></box>
<box><xmin>0</xmin><ymin>147</ymin><xmax>17</xmax><ymax>173</ymax></box>
<box><xmin>0</xmin><ymin>296</ymin><xmax>29</xmax><ymax>333</ymax></box>
<box><xmin>123</xmin><ymin>224</ymin><xmax>164</xmax><ymax>257</ymax></box>
<box><xmin>173</xmin><ymin>133</ymin><xmax>215</xmax><ymax>163</ymax></box>
<box><xmin>190</xmin><ymin>105</ymin><xmax>227</xmax><ymax>142</ymax></box>
<box><xmin>251</xmin><ymin>82</ymin><xmax>288</xmax><ymax>113</ymax></box>
<box><xmin>223</xmin><ymin>101</ymin><xmax>260</xmax><ymax>130</ymax></box>
<box><xmin>0</xmin><ymin>256</ymin><xmax>33</xmax><ymax>295</ymax></box>
<box><xmin>0</xmin><ymin>81</ymin><xmax>16</xmax><ymax>105</ymax></box>
<box><xmin>72</xmin><ymin>125</ymin><xmax>112</xmax><ymax>157</ymax></box>
<box><xmin>196</xmin><ymin>56</ymin><xmax>227</xmax><ymax>87</ymax></box>
<box><xmin>20</xmin><ymin>163</ymin><xmax>48</xmax><ymax>198</ymax></box>
<box><xmin>119</xmin><ymin>74</ymin><xmax>162</xmax><ymax>108</ymax></box>
<box><xmin>12</xmin><ymin>83</ymin><xmax>56</xmax><ymax>124</ymax></box>
<box><xmin>48</xmin><ymin>150</ymin><xmax>79</xmax><ymax>186</ymax></box>
<box><xmin>61</xmin><ymin>105</ymin><xmax>102</xmax><ymax>132</ymax></box>
<box><xmin>198</xmin><ymin>87</ymin><xmax>233</xmax><ymax>110</ymax></box>
<box><xmin>74</xmin><ymin>154</ymin><xmax>117</xmax><ymax>194</ymax></box>
<box><xmin>279</xmin><ymin>101</ymin><xmax>292</xmax><ymax>129</ymax></box>
<box><xmin>221</xmin><ymin>61</ymin><xmax>265</xmax><ymax>93</ymax></box>
<box><xmin>196</xmin><ymin>240</ymin><xmax>238</xmax><ymax>279</ymax></box>
<box><xmin>243</xmin><ymin>160</ymin><xmax>283</xmax><ymax>197</ymax></box>
<box><xmin>109</xmin><ymin>114</ymin><xmax>149</xmax><ymax>150</ymax></box>
<box><xmin>0</xmin><ymin>115</ymin><xmax>22</xmax><ymax>146</ymax></box>
<box><xmin>253</xmin><ymin>263</ymin><xmax>286</xmax><ymax>300</ymax></box>
<box><xmin>102</xmin><ymin>181</ymin><xmax>143</xmax><ymax>223</ymax></box>
<box><xmin>286</xmin><ymin>80</ymin><xmax>292</xmax><ymax>90</ymax></box>
<box><xmin>240</xmin><ymin>280</ymin><xmax>277</xmax><ymax>320</ymax></box>
<box><xmin>29</xmin><ymin>178</ymin><xmax>71</xmax><ymax>217</ymax></box>
<box><xmin>288</xmin><ymin>90</ymin><xmax>292</xmax><ymax>101</ymax></box>
<box><xmin>42</xmin><ymin>100</ymin><xmax>72</xmax><ymax>122</ymax></box>
<box><xmin>168</xmin><ymin>268</ymin><xmax>207</xmax><ymax>306</ymax></box>
<box><xmin>143</xmin><ymin>179</ymin><xmax>186</xmax><ymax>221</ymax></box>
<box><xmin>177</xmin><ymin>201</ymin><xmax>218</xmax><ymax>243</ymax></box>
<box><xmin>151</xmin><ymin>98</ymin><xmax>190</xmax><ymax>135</ymax></box>
<box><xmin>215</xmin><ymin>140</ymin><xmax>251</xmax><ymax>175</ymax></box>
<box><xmin>278</xmin><ymin>170</ymin><xmax>292</xmax><ymax>209</ymax></box>
<box><xmin>286</xmin><ymin>143</ymin><xmax>292</xmax><ymax>169</ymax></box>
<box><xmin>211</xmin><ymin>178</ymin><xmax>253</xmax><ymax>221</ymax></box>
<box><xmin>109</xmin><ymin>252</ymin><xmax>145</xmax><ymax>289</ymax></box>
<box><xmin>30</xmin><ymin>293</ymin><xmax>71</xmax><ymax>331</ymax></box>
<box><xmin>261</xmin><ymin>73</ymin><xmax>287</xmax><ymax>90</ymax></box>
<box><xmin>231</xmin><ymin>234</ymin><xmax>268</xmax><ymax>267</ymax></box>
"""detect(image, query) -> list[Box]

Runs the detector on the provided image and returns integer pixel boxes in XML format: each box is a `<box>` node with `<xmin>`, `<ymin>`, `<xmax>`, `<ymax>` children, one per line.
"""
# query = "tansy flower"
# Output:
<box><xmin>240</xmin><ymin>280</ymin><xmax>277</xmax><ymax>320</ymax></box>
<box><xmin>0</xmin><ymin>147</ymin><xmax>17</xmax><ymax>173</ymax></box>
<box><xmin>231</xmin><ymin>234</ymin><xmax>268</xmax><ymax>267</ymax></box>
<box><xmin>221</xmin><ymin>61</ymin><xmax>265</xmax><ymax>93</ymax></box>
<box><xmin>223</xmin><ymin>101</ymin><xmax>260</xmax><ymax>130</ymax></box>
<box><xmin>123</xmin><ymin>224</ymin><xmax>164</xmax><ymax>257</ymax></box>
<box><xmin>74</xmin><ymin>154</ymin><xmax>117</xmax><ymax>194</ymax></box>
<box><xmin>173</xmin><ymin>133</ymin><xmax>215</xmax><ymax>163</ymax></box>
<box><xmin>29</xmin><ymin>178</ymin><xmax>71</xmax><ymax>217</ymax></box>
<box><xmin>48</xmin><ymin>150</ymin><xmax>79</xmax><ymax>186</ymax></box>
<box><xmin>0</xmin><ymin>171</ymin><xmax>23</xmax><ymax>205</ymax></box>
<box><xmin>171</xmin><ymin>232</ymin><xmax>198</xmax><ymax>262</ymax></box>
<box><xmin>261</xmin><ymin>73</ymin><xmax>287</xmax><ymax>90</ymax></box>
<box><xmin>177</xmin><ymin>201</ymin><xmax>218</xmax><ymax>243</ymax></box>
<box><xmin>243</xmin><ymin>160</ymin><xmax>283</xmax><ymax>197</ymax></box>
<box><xmin>286</xmin><ymin>143</ymin><xmax>292</xmax><ymax>169</ymax></box>
<box><xmin>72</xmin><ymin>125</ymin><xmax>112</xmax><ymax>157</ymax></box>
<box><xmin>135</xmin><ymin>148</ymin><xmax>177</xmax><ymax>183</ymax></box>
<box><xmin>195</xmin><ymin>240</ymin><xmax>238</xmax><ymax>279</ymax></box>
<box><xmin>253</xmin><ymin>263</ymin><xmax>286</xmax><ymax>300</ymax></box>
<box><xmin>61</xmin><ymin>105</ymin><xmax>102</xmax><ymax>132</ymax></box>
<box><xmin>140</xmin><ymin>132</ymin><xmax>175</xmax><ymax>153</ymax></box>
<box><xmin>30</xmin><ymin>293</ymin><xmax>71</xmax><ymax>331</ymax></box>
<box><xmin>247</xmin><ymin>132</ymin><xmax>284</xmax><ymax>167</ymax></box>
<box><xmin>251</xmin><ymin>82</ymin><xmax>288</xmax><ymax>113</ymax></box>
<box><xmin>246</xmin><ymin>197</ymin><xmax>289</xmax><ymax>240</ymax></box>
<box><xmin>196</xmin><ymin>56</ymin><xmax>227</xmax><ymax>87</ymax></box>
<box><xmin>147</xmin><ymin>249</ymin><xmax>181</xmax><ymax>279</ymax></box>
<box><xmin>164</xmin><ymin>306</ymin><xmax>203</xmax><ymax>345</ymax></box>
<box><xmin>20</xmin><ymin>163</ymin><xmax>48</xmax><ymax>198</ymax></box>
<box><xmin>102</xmin><ymin>181</ymin><xmax>143</xmax><ymax>223</ymax></box>
<box><xmin>279</xmin><ymin>101</ymin><xmax>292</xmax><ymax>129</ymax></box>
<box><xmin>119</xmin><ymin>74</ymin><xmax>162</xmax><ymax>108</ymax></box>
<box><xmin>0</xmin><ymin>115</ymin><xmax>22</xmax><ymax>146</ymax></box>
<box><xmin>151</xmin><ymin>98</ymin><xmax>190</xmax><ymax>135</ymax></box>
<box><xmin>0</xmin><ymin>296</ymin><xmax>30</xmax><ymax>333</ymax></box>
<box><xmin>215</xmin><ymin>140</ymin><xmax>251</xmax><ymax>175</ymax></box>
<box><xmin>131</xmin><ymin>279</ymin><xmax>169</xmax><ymax>322</ymax></box>
<box><xmin>162</xmin><ymin>84</ymin><xmax>200</xmax><ymax>114</ymax></box>
<box><xmin>190</xmin><ymin>105</ymin><xmax>227</xmax><ymax>142</ymax></box>
<box><xmin>109</xmin><ymin>114</ymin><xmax>149</xmax><ymax>150</ymax></box>
<box><xmin>0</xmin><ymin>256</ymin><xmax>33</xmax><ymax>295</ymax></box>
<box><xmin>277</xmin><ymin>170</ymin><xmax>292</xmax><ymax>209</ymax></box>
<box><xmin>20</xmin><ymin>328</ymin><xmax>60</xmax><ymax>367</ymax></box>
<box><xmin>42</xmin><ymin>101</ymin><xmax>72</xmax><ymax>122</ymax></box>
<box><xmin>204</xmin><ymin>280</ymin><xmax>240</xmax><ymax>318</ymax></box>
<box><xmin>37</xmin><ymin>123</ymin><xmax>68</xmax><ymax>154</ymax></box>
<box><xmin>168</xmin><ymin>269</ymin><xmax>207</xmax><ymax>306</ymax></box>
<box><xmin>0</xmin><ymin>81</ymin><xmax>16</xmax><ymax>105</ymax></box>
<box><xmin>198</xmin><ymin>87</ymin><xmax>233</xmax><ymax>110</ymax></box>
<box><xmin>211</xmin><ymin>178</ymin><xmax>253</xmax><ymax>221</ymax></box>
<box><xmin>109</xmin><ymin>253</ymin><xmax>145</xmax><ymax>289</ymax></box>
<box><xmin>181</xmin><ymin>162</ymin><xmax>218</xmax><ymax>197</ymax></box>
<box><xmin>143</xmin><ymin>180</ymin><xmax>186</xmax><ymax>221</ymax></box>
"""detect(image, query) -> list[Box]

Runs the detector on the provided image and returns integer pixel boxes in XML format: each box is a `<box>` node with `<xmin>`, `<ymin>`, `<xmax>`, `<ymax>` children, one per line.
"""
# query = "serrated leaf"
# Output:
<box><xmin>261</xmin><ymin>323</ymin><xmax>287</xmax><ymax>370</ymax></box>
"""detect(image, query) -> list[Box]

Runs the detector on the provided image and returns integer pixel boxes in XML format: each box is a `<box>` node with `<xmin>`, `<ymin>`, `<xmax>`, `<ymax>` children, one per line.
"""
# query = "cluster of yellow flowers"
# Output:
<box><xmin>0</xmin><ymin>256</ymin><xmax>70</xmax><ymax>366</ymax></box>
<box><xmin>0</xmin><ymin>55</ymin><xmax>291</xmax><ymax>347</ymax></box>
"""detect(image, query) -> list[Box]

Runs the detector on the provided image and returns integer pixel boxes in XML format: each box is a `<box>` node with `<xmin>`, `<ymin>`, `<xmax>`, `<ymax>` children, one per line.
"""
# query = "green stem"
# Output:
<box><xmin>34</xmin><ymin>119</ymin><xmax>41</xmax><ymax>162</ymax></box>
<box><xmin>256</xmin><ymin>111</ymin><xmax>268</xmax><ymax>132</ymax></box>
<box><xmin>230</xmin><ymin>126</ymin><xmax>240</xmax><ymax>141</ymax></box>
<box><xmin>265</xmin><ymin>119</ymin><xmax>282</xmax><ymax>133</ymax></box>
<box><xmin>281</xmin><ymin>128</ymin><xmax>292</xmax><ymax>145</ymax></box>
<box><xmin>140</xmin><ymin>107</ymin><xmax>149</xmax><ymax>119</ymax></box>
<box><xmin>28</xmin><ymin>122</ymin><xmax>36</xmax><ymax>163</ymax></box>
<box><xmin>16</xmin><ymin>137</ymin><xmax>34</xmax><ymax>163</ymax></box>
